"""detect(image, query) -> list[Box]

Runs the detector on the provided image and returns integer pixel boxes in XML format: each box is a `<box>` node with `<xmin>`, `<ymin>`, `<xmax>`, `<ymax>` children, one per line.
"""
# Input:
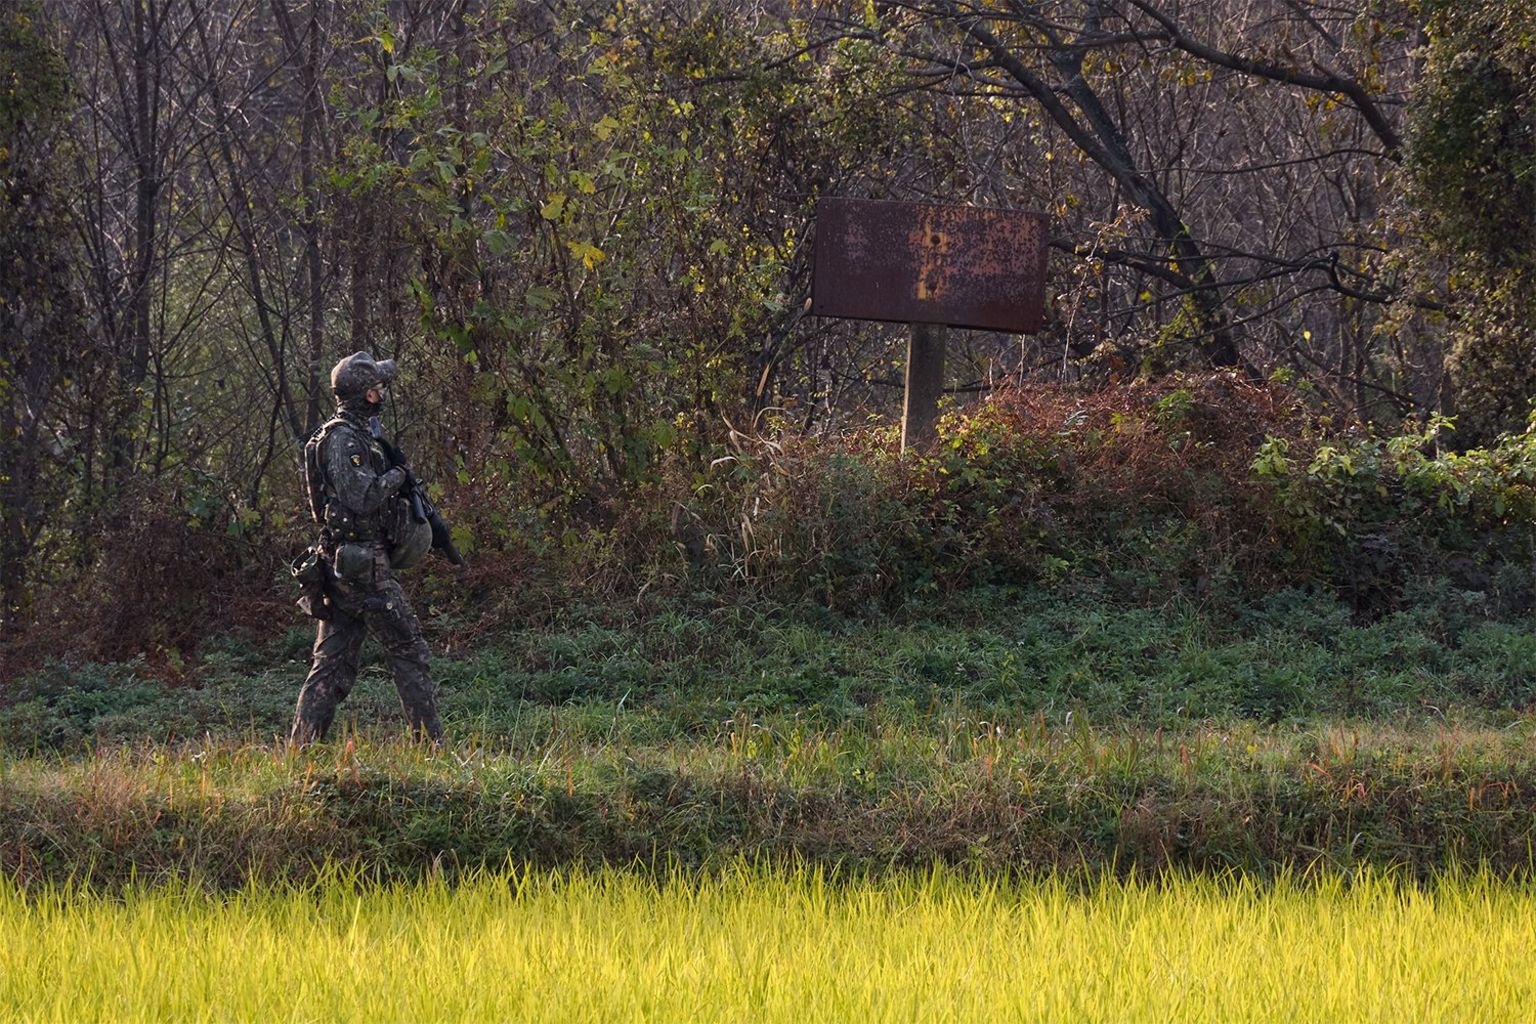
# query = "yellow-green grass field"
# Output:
<box><xmin>1</xmin><ymin>866</ymin><xmax>1533</xmax><ymax>1022</ymax></box>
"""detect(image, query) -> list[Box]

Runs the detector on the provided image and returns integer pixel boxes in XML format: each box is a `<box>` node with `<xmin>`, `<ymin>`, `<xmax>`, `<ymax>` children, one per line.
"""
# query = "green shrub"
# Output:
<box><xmin>1252</xmin><ymin>415</ymin><xmax>1536</xmax><ymax>616</ymax></box>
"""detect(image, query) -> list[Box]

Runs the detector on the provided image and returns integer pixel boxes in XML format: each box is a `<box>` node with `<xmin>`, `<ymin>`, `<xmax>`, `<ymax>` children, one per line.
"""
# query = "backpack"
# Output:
<box><xmin>302</xmin><ymin>417</ymin><xmax>346</xmax><ymax>524</ymax></box>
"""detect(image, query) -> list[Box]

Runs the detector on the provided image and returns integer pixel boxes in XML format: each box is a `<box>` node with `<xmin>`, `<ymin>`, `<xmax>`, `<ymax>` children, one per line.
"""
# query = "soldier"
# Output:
<box><xmin>291</xmin><ymin>351</ymin><xmax>444</xmax><ymax>745</ymax></box>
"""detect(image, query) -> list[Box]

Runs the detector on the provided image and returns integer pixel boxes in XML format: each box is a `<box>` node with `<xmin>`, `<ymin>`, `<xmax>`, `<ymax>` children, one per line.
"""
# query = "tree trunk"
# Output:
<box><xmin>107</xmin><ymin>0</ymin><xmax>161</xmax><ymax>500</ymax></box>
<box><xmin>302</xmin><ymin>1</ymin><xmax>325</xmax><ymax>435</ymax></box>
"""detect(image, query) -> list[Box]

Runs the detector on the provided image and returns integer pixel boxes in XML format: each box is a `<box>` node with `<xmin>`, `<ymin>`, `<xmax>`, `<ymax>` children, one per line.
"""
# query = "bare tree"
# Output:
<box><xmin>806</xmin><ymin>0</ymin><xmax>1426</xmax><ymax>412</ymax></box>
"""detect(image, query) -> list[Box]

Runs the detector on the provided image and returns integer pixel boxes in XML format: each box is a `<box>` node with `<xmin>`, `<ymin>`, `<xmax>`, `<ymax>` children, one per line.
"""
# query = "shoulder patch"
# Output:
<box><xmin>350</xmin><ymin>453</ymin><xmax>363</xmax><ymax>467</ymax></box>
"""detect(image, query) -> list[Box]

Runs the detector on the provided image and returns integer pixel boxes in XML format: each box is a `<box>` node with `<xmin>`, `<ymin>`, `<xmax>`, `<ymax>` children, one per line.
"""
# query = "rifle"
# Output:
<box><xmin>370</xmin><ymin>415</ymin><xmax>466</xmax><ymax>566</ymax></box>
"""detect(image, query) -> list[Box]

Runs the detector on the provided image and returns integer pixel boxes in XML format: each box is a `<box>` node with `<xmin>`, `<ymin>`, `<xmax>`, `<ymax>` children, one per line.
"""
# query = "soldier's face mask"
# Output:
<box><xmin>366</xmin><ymin>382</ymin><xmax>388</xmax><ymax>405</ymax></box>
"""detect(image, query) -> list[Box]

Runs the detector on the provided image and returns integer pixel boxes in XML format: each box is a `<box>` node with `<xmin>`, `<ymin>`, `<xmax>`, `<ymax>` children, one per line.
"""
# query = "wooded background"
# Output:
<box><xmin>3</xmin><ymin>0</ymin><xmax>1534</xmax><ymax>649</ymax></box>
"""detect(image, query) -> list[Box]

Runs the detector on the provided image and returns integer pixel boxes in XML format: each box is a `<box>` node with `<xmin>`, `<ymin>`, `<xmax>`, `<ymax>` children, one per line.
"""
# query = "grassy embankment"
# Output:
<box><xmin>5</xmin><ymin>587</ymin><xmax>1536</xmax><ymax>885</ymax></box>
<box><xmin>3</xmin><ymin>866</ymin><xmax>1533</xmax><ymax>1022</ymax></box>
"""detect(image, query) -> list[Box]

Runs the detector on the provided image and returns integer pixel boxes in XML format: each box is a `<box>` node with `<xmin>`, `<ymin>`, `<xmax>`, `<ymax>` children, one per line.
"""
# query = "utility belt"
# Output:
<box><xmin>291</xmin><ymin>506</ymin><xmax>385</xmax><ymax>622</ymax></box>
<box><xmin>292</xmin><ymin>499</ymin><xmax>418</xmax><ymax>620</ymax></box>
<box><xmin>328</xmin><ymin>495</ymin><xmax>427</xmax><ymax>569</ymax></box>
<box><xmin>291</xmin><ymin>539</ymin><xmax>388</xmax><ymax>621</ymax></box>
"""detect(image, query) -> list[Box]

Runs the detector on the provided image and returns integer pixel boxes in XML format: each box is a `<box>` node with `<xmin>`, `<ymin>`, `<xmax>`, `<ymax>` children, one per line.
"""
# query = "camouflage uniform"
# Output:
<box><xmin>291</xmin><ymin>352</ymin><xmax>443</xmax><ymax>745</ymax></box>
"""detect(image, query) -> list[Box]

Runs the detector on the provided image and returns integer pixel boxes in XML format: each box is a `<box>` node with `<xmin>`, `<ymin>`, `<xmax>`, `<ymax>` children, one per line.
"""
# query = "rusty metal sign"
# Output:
<box><xmin>810</xmin><ymin>197</ymin><xmax>1049</xmax><ymax>334</ymax></box>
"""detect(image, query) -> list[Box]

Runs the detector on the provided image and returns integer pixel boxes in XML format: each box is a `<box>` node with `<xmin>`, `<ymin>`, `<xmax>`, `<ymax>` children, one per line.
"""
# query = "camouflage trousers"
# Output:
<box><xmin>291</xmin><ymin>543</ymin><xmax>443</xmax><ymax>745</ymax></box>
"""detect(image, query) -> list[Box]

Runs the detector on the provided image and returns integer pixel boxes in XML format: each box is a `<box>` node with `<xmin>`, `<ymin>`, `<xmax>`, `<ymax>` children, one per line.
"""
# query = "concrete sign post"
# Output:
<box><xmin>810</xmin><ymin>197</ymin><xmax>1049</xmax><ymax>451</ymax></box>
<box><xmin>902</xmin><ymin>323</ymin><xmax>948</xmax><ymax>451</ymax></box>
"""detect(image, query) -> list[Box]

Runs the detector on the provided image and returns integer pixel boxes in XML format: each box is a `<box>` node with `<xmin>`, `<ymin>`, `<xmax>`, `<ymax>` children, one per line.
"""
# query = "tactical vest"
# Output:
<box><xmin>303</xmin><ymin>416</ymin><xmax>423</xmax><ymax>562</ymax></box>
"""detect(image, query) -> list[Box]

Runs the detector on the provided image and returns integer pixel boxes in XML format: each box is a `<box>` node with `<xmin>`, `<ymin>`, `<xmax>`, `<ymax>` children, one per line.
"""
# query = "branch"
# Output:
<box><xmin>1124</xmin><ymin>0</ymin><xmax>1403</xmax><ymax>158</ymax></box>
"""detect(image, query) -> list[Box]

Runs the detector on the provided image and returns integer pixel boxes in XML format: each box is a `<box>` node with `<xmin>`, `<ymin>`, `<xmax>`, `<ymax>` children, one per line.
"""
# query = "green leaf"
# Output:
<box><xmin>540</xmin><ymin>193</ymin><xmax>567</xmax><ymax>221</ymax></box>
<box><xmin>483</xmin><ymin>229</ymin><xmax>515</xmax><ymax>257</ymax></box>
<box><xmin>602</xmin><ymin>367</ymin><xmax>629</xmax><ymax>395</ymax></box>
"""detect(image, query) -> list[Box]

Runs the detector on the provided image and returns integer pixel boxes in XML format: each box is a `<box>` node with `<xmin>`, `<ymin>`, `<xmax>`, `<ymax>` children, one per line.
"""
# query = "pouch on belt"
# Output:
<box><xmin>289</xmin><ymin>547</ymin><xmax>333</xmax><ymax>620</ymax></box>
<box><xmin>333</xmin><ymin>542</ymin><xmax>376</xmax><ymax>584</ymax></box>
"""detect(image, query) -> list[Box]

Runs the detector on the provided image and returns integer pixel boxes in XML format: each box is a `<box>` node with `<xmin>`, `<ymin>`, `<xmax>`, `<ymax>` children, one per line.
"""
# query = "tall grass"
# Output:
<box><xmin>1</xmin><ymin>865</ymin><xmax>1532</xmax><ymax>1022</ymax></box>
<box><xmin>7</xmin><ymin>719</ymin><xmax>1536</xmax><ymax>886</ymax></box>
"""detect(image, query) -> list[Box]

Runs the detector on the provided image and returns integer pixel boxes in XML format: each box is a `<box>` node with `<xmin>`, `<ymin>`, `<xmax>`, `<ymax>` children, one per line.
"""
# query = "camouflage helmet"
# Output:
<box><xmin>330</xmin><ymin>351</ymin><xmax>397</xmax><ymax>398</ymax></box>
